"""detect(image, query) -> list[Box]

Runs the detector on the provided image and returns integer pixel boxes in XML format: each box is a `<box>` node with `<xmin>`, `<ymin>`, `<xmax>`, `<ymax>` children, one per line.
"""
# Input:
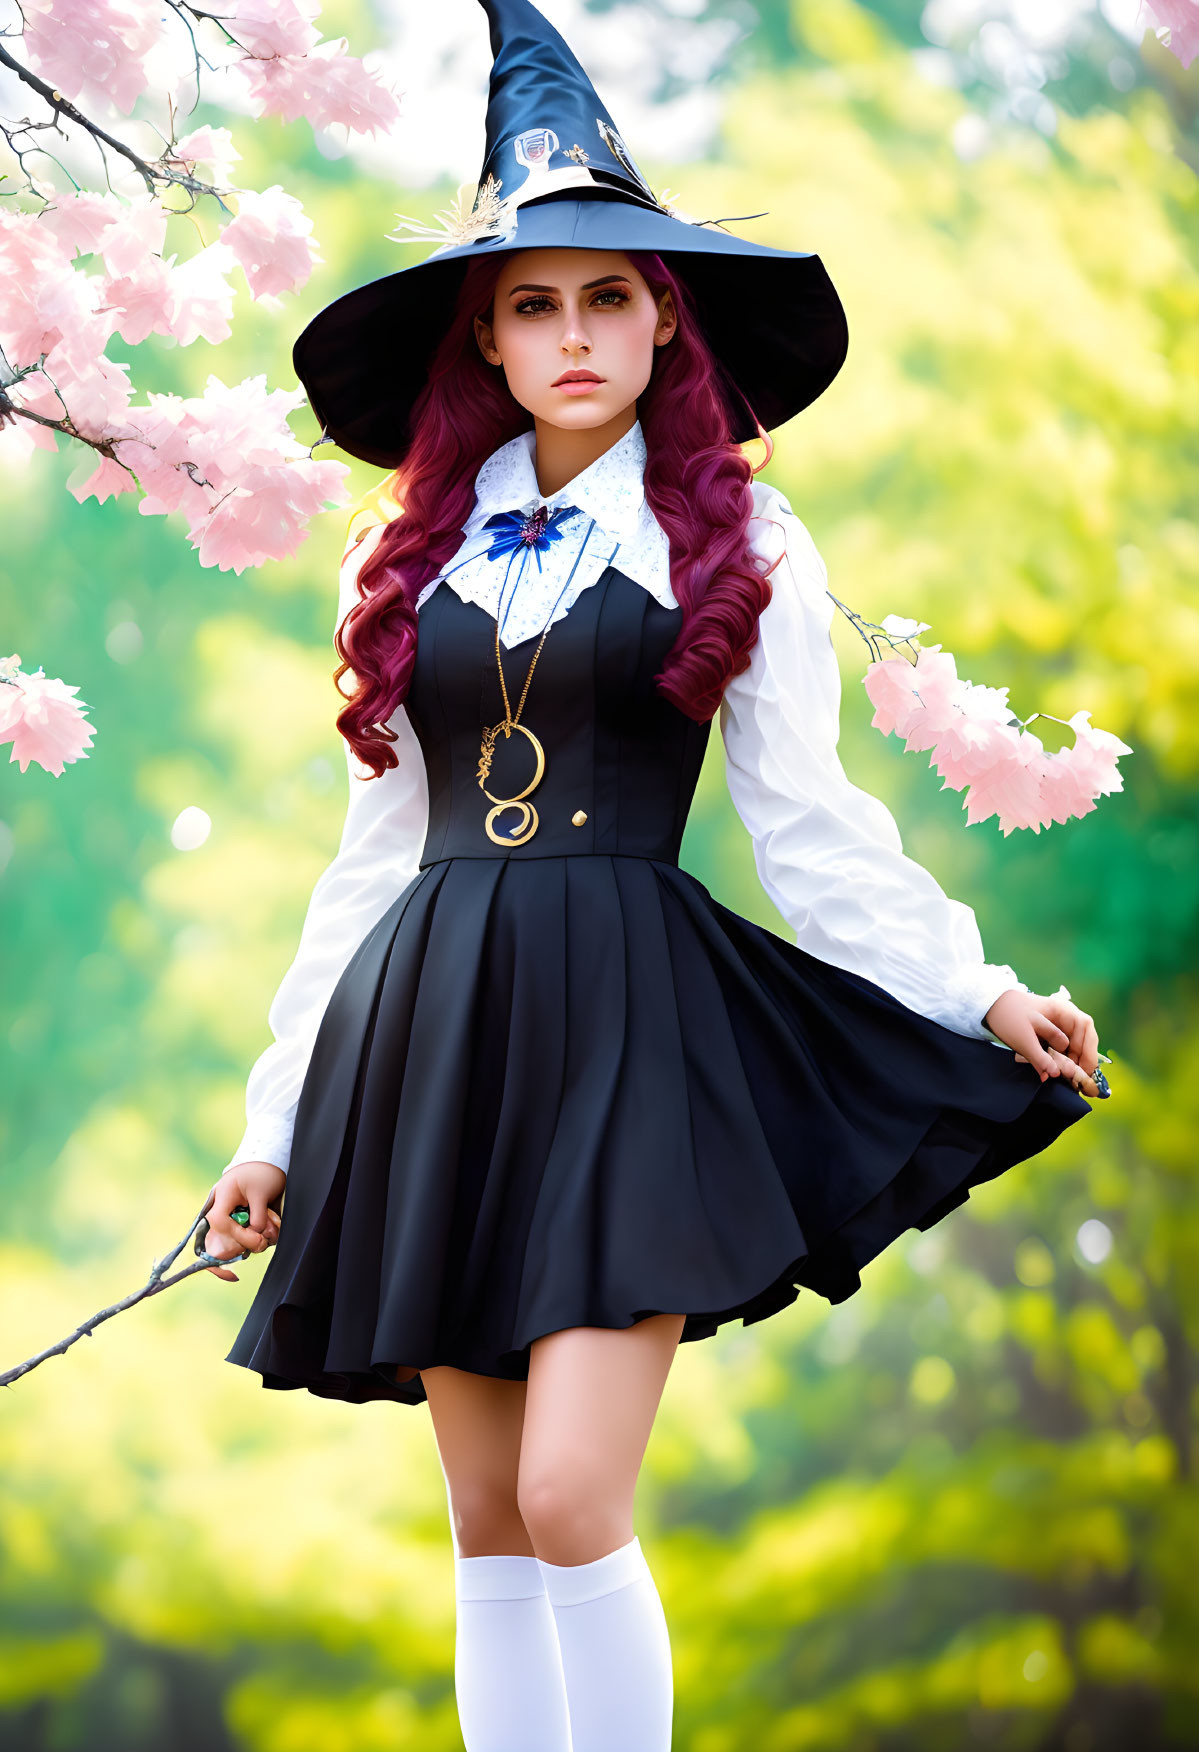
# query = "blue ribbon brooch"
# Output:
<box><xmin>482</xmin><ymin>503</ymin><xmax>576</xmax><ymax>617</ymax></box>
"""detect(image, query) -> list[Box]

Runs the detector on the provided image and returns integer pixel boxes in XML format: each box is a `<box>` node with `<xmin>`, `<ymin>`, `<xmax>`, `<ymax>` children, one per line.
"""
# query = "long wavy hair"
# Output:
<box><xmin>335</xmin><ymin>247</ymin><xmax>781</xmax><ymax>778</ymax></box>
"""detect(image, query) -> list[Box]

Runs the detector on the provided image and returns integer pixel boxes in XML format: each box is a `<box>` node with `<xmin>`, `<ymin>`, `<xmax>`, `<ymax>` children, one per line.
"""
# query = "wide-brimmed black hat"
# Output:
<box><xmin>292</xmin><ymin>0</ymin><xmax>848</xmax><ymax>470</ymax></box>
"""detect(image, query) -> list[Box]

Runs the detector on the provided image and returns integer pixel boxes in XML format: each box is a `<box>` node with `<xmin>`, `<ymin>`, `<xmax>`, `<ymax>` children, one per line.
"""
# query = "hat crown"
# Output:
<box><xmin>477</xmin><ymin>0</ymin><xmax>663</xmax><ymax>219</ymax></box>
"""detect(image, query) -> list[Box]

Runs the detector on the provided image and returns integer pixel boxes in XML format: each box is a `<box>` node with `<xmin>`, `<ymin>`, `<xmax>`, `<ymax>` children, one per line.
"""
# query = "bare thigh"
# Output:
<box><xmin>423</xmin><ymin>1313</ymin><xmax>687</xmax><ymax>1566</ymax></box>
<box><xmin>519</xmin><ymin>1314</ymin><xmax>686</xmax><ymax>1565</ymax></box>
<box><xmin>422</xmin><ymin>1366</ymin><xmax>534</xmax><ymax>1557</ymax></box>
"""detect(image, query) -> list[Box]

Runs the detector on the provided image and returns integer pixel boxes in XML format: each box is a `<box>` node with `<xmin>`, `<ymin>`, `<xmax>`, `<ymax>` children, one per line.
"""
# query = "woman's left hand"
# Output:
<box><xmin>983</xmin><ymin>986</ymin><xmax>1102</xmax><ymax>1091</ymax></box>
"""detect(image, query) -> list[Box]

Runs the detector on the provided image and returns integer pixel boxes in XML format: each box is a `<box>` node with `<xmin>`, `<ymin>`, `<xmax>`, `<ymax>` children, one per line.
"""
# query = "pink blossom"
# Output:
<box><xmin>0</xmin><ymin>670</ymin><xmax>96</xmax><ymax>776</ymax></box>
<box><xmin>97</xmin><ymin>373</ymin><xmax>352</xmax><ymax>569</ymax></box>
<box><xmin>0</xmin><ymin>0</ymin><xmax>395</xmax><ymax>637</ymax></box>
<box><xmin>222</xmin><ymin>186</ymin><xmax>320</xmax><ymax>299</ymax></box>
<box><xmin>168</xmin><ymin>126</ymin><xmax>242</xmax><ymax>182</ymax></box>
<box><xmin>1058</xmin><ymin>709</ymin><xmax>1133</xmax><ymax>799</ymax></box>
<box><xmin>959</xmin><ymin>729</ymin><xmax>1050</xmax><ymax>834</ymax></box>
<box><xmin>93</xmin><ymin>194</ymin><xmax>169</xmax><ymax>280</ymax></box>
<box><xmin>863</xmin><ymin>654</ymin><xmax>926</xmax><ymax>738</ymax></box>
<box><xmin>6</xmin><ymin>373</ymin><xmax>63</xmax><ymax>432</ymax></box>
<box><xmin>862</xmin><ymin>641</ymin><xmax>1133</xmax><ymax>834</ymax></box>
<box><xmin>913</xmin><ymin>669</ymin><xmax>1015</xmax><ymax>771</ymax></box>
<box><xmin>40</xmin><ymin>317</ymin><xmax>134</xmax><ymax>439</ymax></box>
<box><xmin>0</xmin><ymin>211</ymin><xmax>80</xmax><ymax>365</ymax></box>
<box><xmin>21</xmin><ymin>0</ymin><xmax>165</xmax><ymax>116</ymax></box>
<box><xmin>0</xmin><ymin>220</ymin><xmax>137</xmax><ymax>442</ymax></box>
<box><xmin>39</xmin><ymin>191</ymin><xmax>128</xmax><ymax>259</ymax></box>
<box><xmin>0</xmin><ymin>417</ymin><xmax>60</xmax><ymax>462</ymax></box>
<box><xmin>223</xmin><ymin>0</ymin><xmax>323</xmax><ymax>60</ymax></box>
<box><xmin>235</xmin><ymin>36</ymin><xmax>403</xmax><ymax>136</ymax></box>
<box><xmin>1037</xmin><ymin>749</ymin><xmax>1101</xmax><ymax>828</ymax></box>
<box><xmin>1140</xmin><ymin>0</ymin><xmax>1199</xmax><ymax>68</ymax></box>
<box><xmin>100</xmin><ymin>256</ymin><xmax>177</xmax><ymax>344</ymax></box>
<box><xmin>97</xmin><ymin>242</ymin><xmax>239</xmax><ymax>347</ymax></box>
<box><xmin>67</xmin><ymin>453</ymin><xmax>139</xmax><ymax>505</ymax></box>
<box><xmin>166</xmin><ymin>245</ymin><xmax>238</xmax><ymax>346</ymax></box>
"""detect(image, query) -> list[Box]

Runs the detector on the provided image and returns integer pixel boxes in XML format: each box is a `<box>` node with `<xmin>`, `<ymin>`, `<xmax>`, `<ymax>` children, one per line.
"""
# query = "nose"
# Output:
<box><xmin>559</xmin><ymin>298</ymin><xmax>592</xmax><ymax>356</ymax></box>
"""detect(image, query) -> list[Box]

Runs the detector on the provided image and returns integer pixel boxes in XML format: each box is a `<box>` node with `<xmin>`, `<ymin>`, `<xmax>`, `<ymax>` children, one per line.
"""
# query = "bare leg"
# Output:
<box><xmin>422</xmin><ymin>1317</ymin><xmax>686</xmax><ymax>1752</ymax></box>
<box><xmin>517</xmin><ymin>1314</ymin><xmax>686</xmax><ymax>1564</ymax></box>
<box><xmin>422</xmin><ymin>1366</ymin><xmax>532</xmax><ymax>1556</ymax></box>
<box><xmin>519</xmin><ymin>1315</ymin><xmax>687</xmax><ymax>1752</ymax></box>
<box><xmin>422</xmin><ymin>1365</ymin><xmax>568</xmax><ymax>1751</ymax></box>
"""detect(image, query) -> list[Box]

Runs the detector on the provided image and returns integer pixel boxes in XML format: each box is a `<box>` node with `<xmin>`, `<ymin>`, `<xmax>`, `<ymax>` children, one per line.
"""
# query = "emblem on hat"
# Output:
<box><xmin>595</xmin><ymin>117</ymin><xmax>656</xmax><ymax>205</ymax></box>
<box><xmin>512</xmin><ymin>126</ymin><xmax>560</xmax><ymax>201</ymax></box>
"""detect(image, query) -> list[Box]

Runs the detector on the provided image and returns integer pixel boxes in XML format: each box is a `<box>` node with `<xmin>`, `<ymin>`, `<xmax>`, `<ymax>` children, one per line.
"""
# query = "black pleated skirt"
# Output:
<box><xmin>225</xmin><ymin>854</ymin><xmax>1091</xmax><ymax>1405</ymax></box>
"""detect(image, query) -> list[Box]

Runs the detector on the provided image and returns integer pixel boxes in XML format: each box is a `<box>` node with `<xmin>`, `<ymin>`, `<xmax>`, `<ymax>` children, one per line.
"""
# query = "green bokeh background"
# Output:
<box><xmin>2</xmin><ymin>2</ymin><xmax>1197</xmax><ymax>1747</ymax></box>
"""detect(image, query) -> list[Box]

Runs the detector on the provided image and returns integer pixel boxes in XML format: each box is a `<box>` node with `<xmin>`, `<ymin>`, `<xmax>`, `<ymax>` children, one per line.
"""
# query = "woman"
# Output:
<box><xmin>203</xmin><ymin>4</ymin><xmax>1101</xmax><ymax>1749</ymax></box>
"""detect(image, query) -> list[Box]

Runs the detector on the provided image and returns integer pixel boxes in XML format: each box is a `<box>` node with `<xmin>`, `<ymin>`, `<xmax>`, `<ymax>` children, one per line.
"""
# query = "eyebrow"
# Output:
<box><xmin>506</xmin><ymin>274</ymin><xmax>632</xmax><ymax>294</ymax></box>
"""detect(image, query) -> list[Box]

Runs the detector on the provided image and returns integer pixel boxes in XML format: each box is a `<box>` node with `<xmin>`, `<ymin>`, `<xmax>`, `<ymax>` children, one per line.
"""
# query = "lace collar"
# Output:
<box><xmin>415</xmin><ymin>419</ymin><xmax>677</xmax><ymax>646</ymax></box>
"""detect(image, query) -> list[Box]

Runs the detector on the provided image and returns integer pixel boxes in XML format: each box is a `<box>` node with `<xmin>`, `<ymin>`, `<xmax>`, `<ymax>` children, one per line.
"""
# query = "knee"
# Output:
<box><xmin>516</xmin><ymin>1460</ymin><xmax>632</xmax><ymax>1564</ymax></box>
<box><xmin>449</xmin><ymin>1474</ymin><xmax>532</xmax><ymax>1558</ymax></box>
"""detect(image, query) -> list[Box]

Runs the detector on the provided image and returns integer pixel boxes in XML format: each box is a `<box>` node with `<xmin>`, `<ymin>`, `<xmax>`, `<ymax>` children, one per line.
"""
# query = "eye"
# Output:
<box><xmin>512</xmin><ymin>288</ymin><xmax>631</xmax><ymax>315</ymax></box>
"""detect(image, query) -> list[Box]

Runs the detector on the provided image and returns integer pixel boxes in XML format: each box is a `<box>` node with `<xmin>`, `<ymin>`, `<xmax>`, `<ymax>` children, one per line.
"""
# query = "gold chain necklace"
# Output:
<box><xmin>476</xmin><ymin>615</ymin><xmax>550</xmax><ymax>846</ymax></box>
<box><xmin>474</xmin><ymin>508</ymin><xmax>598</xmax><ymax>847</ymax></box>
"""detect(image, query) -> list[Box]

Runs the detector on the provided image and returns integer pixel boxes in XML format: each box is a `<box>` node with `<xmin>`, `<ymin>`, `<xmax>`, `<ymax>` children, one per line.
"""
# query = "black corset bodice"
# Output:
<box><xmin>405</xmin><ymin>569</ymin><xmax>710</xmax><ymax>866</ymax></box>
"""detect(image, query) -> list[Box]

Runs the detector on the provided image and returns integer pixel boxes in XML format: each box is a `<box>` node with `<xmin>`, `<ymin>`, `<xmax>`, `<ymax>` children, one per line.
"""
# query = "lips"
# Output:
<box><xmin>553</xmin><ymin>370</ymin><xmax>604</xmax><ymax>385</ymax></box>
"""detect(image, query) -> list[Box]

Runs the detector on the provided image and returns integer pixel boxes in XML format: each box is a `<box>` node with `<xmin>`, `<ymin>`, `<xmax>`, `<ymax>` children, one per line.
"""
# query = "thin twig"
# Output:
<box><xmin>0</xmin><ymin>38</ymin><xmax>231</xmax><ymax>211</ymax></box>
<box><xmin>0</xmin><ymin>1192</ymin><xmax>250</xmax><ymax>1389</ymax></box>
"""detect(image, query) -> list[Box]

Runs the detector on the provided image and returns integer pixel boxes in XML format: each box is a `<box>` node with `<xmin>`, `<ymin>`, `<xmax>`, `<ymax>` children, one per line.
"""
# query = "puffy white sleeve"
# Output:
<box><xmin>718</xmin><ymin>480</ymin><xmax>1027</xmax><ymax>1041</ymax></box>
<box><xmin>221</xmin><ymin>525</ymin><xmax>429</xmax><ymax>1176</ymax></box>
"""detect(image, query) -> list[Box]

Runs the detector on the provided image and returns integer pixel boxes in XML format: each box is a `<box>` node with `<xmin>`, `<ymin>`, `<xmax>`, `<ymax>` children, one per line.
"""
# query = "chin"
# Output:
<box><xmin>533</xmin><ymin>405</ymin><xmax>613</xmax><ymax>430</ymax></box>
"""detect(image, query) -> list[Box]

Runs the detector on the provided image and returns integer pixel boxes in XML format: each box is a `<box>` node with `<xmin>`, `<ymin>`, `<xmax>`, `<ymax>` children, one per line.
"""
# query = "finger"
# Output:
<box><xmin>208</xmin><ymin>1180</ymin><xmax>243</xmax><ymax>1222</ymax></box>
<box><xmin>1042</xmin><ymin>995</ymin><xmax>1086</xmax><ymax>1061</ymax></box>
<box><xmin>1065</xmin><ymin>1006</ymin><xmax>1089</xmax><ymax>1063</ymax></box>
<box><xmin>1033</xmin><ymin>1009</ymin><xmax>1072</xmax><ymax>1054</ymax></box>
<box><xmin>204</xmin><ymin>1224</ymin><xmax>252</xmax><ymax>1262</ymax></box>
<box><xmin>213</xmin><ymin>1212</ymin><xmax>268</xmax><ymax>1253</ymax></box>
<box><xmin>246</xmin><ymin>1193</ymin><xmax>279</xmax><ymax>1248</ymax></box>
<box><xmin>1020</xmin><ymin>1024</ymin><xmax>1061</xmax><ymax>1078</ymax></box>
<box><xmin>206</xmin><ymin>1264</ymin><xmax>240</xmax><ymax>1281</ymax></box>
<box><xmin>1082</xmin><ymin>1017</ymin><xmax>1100</xmax><ymax>1077</ymax></box>
<box><xmin>1046</xmin><ymin>1044</ymin><xmax>1100</xmax><ymax>1097</ymax></box>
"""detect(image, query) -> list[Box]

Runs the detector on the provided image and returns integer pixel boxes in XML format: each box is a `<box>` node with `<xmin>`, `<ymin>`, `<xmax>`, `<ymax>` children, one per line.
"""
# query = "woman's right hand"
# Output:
<box><xmin>203</xmin><ymin>1161</ymin><xmax>286</xmax><ymax>1281</ymax></box>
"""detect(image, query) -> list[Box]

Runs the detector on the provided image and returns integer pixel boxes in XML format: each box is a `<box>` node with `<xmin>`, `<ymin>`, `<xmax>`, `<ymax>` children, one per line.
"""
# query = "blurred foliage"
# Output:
<box><xmin>1</xmin><ymin>1</ymin><xmax>1196</xmax><ymax>1748</ymax></box>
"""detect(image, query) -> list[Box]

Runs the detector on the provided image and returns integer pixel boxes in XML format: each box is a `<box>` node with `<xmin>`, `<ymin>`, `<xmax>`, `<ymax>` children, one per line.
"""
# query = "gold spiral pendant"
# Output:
<box><xmin>485</xmin><ymin>798</ymin><xmax>540</xmax><ymax>845</ymax></box>
<box><xmin>478</xmin><ymin>720</ymin><xmax>546</xmax><ymax>847</ymax></box>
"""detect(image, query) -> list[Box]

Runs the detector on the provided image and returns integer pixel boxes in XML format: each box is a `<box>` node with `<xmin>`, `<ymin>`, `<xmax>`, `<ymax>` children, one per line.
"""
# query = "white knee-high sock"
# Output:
<box><xmin>537</xmin><ymin>1536</ymin><xmax>673</xmax><ymax>1752</ymax></box>
<box><xmin>453</xmin><ymin>1552</ymin><xmax>573</xmax><ymax>1752</ymax></box>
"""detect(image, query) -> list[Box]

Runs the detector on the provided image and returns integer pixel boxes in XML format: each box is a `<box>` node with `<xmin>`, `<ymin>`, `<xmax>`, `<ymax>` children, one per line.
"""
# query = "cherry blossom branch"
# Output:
<box><xmin>854</xmin><ymin>612</ymin><xmax>1133</xmax><ymax>836</ymax></box>
<box><xmin>0</xmin><ymin>0</ymin><xmax>407</xmax><ymax>734</ymax></box>
<box><xmin>834</xmin><ymin>593</ymin><xmax>1110</xmax><ymax>745</ymax></box>
<box><xmin>0</xmin><ymin>37</ymin><xmax>224</xmax><ymax>204</ymax></box>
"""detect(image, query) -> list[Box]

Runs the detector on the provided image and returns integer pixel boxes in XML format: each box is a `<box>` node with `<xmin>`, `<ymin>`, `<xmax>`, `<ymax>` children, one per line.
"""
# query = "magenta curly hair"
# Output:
<box><xmin>335</xmin><ymin>248</ymin><xmax>780</xmax><ymax>778</ymax></box>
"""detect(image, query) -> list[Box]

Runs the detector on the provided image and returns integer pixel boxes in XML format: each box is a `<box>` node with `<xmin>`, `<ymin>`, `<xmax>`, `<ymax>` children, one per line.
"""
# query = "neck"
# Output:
<box><xmin>531</xmin><ymin>405</ymin><xmax>638</xmax><ymax>497</ymax></box>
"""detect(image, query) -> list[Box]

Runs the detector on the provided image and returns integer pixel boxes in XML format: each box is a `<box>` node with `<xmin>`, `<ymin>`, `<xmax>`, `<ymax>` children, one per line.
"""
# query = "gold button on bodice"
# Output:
<box><xmin>571</xmin><ymin>810</ymin><xmax>588</xmax><ymax>827</ymax></box>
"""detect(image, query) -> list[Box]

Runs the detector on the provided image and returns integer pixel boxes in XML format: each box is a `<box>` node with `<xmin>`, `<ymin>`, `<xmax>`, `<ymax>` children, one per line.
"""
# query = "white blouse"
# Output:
<box><xmin>222</xmin><ymin>420</ymin><xmax>1025</xmax><ymax>1177</ymax></box>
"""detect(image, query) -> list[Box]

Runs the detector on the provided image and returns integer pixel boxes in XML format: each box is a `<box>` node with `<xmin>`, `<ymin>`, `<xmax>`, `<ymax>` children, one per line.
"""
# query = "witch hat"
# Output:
<box><xmin>292</xmin><ymin>0</ymin><xmax>848</xmax><ymax>470</ymax></box>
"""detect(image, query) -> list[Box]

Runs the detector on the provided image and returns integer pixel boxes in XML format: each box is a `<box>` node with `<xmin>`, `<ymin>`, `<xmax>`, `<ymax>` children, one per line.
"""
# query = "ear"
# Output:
<box><xmin>653</xmin><ymin>290</ymin><xmax>677</xmax><ymax>348</ymax></box>
<box><xmin>474</xmin><ymin>313</ymin><xmax>501</xmax><ymax>366</ymax></box>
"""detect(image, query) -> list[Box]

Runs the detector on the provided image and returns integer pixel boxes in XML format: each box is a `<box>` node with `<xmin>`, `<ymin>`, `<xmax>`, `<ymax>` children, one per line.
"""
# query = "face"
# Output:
<box><xmin>473</xmin><ymin>248</ymin><xmax>677</xmax><ymax>430</ymax></box>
